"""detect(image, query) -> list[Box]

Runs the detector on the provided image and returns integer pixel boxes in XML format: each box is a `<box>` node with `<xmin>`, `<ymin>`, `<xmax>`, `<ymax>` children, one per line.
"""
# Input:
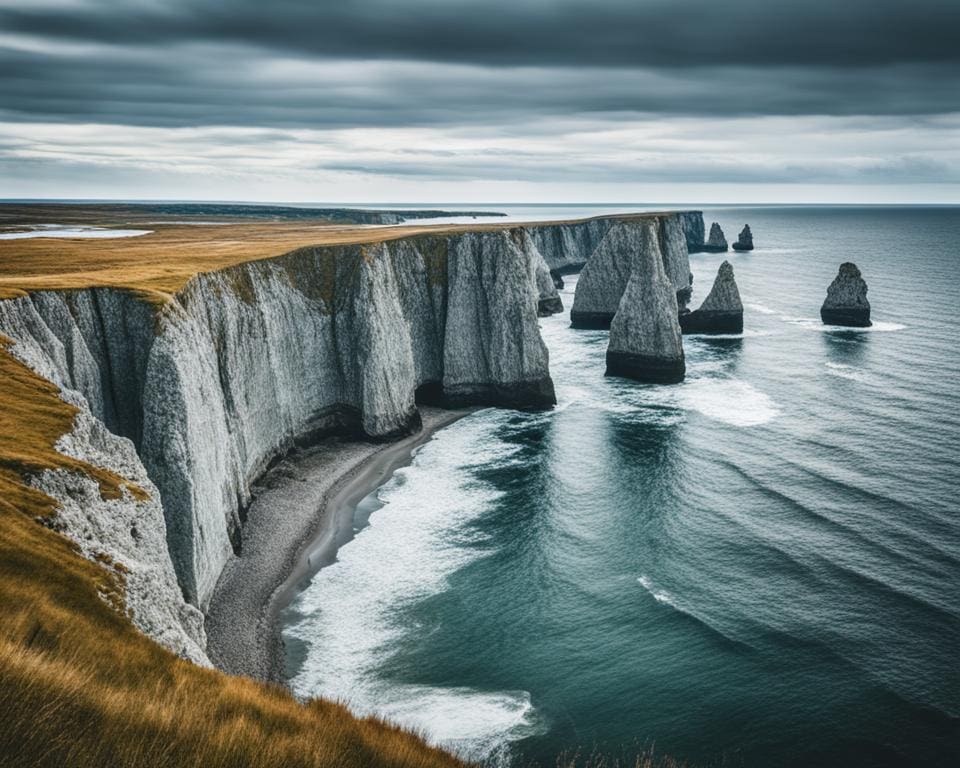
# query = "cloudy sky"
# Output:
<box><xmin>1</xmin><ymin>0</ymin><xmax>959</xmax><ymax>203</ymax></box>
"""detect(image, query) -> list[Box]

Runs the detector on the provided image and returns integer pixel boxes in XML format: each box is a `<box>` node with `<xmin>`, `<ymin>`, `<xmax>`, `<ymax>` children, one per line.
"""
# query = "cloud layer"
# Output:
<box><xmin>1</xmin><ymin>0</ymin><xmax>958</xmax><ymax>200</ymax></box>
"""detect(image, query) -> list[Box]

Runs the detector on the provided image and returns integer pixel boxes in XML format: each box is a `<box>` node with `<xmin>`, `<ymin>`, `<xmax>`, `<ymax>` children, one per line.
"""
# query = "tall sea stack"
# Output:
<box><xmin>570</xmin><ymin>222</ymin><xmax>643</xmax><ymax>328</ymax></box>
<box><xmin>732</xmin><ymin>225</ymin><xmax>754</xmax><ymax>251</ymax></box>
<box><xmin>703</xmin><ymin>223</ymin><xmax>728</xmax><ymax>252</ymax></box>
<box><xmin>605</xmin><ymin>223</ymin><xmax>685</xmax><ymax>383</ymax></box>
<box><xmin>680</xmin><ymin>260</ymin><xmax>743</xmax><ymax>334</ymax></box>
<box><xmin>821</xmin><ymin>262</ymin><xmax>871</xmax><ymax>327</ymax></box>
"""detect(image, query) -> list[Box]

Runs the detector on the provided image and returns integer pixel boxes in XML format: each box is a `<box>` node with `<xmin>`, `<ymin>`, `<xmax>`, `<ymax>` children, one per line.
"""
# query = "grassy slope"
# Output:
<box><xmin>0</xmin><ymin>342</ymin><xmax>468</xmax><ymax>766</ymax></box>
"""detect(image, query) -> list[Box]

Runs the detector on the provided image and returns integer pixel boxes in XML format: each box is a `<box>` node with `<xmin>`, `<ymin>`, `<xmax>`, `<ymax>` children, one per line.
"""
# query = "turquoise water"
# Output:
<box><xmin>283</xmin><ymin>207</ymin><xmax>960</xmax><ymax>767</ymax></box>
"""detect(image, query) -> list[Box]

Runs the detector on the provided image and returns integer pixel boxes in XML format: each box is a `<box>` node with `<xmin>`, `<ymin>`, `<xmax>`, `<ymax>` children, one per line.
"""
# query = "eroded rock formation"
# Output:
<box><xmin>703</xmin><ymin>223</ymin><xmax>728</xmax><ymax>252</ymax></box>
<box><xmin>570</xmin><ymin>215</ymin><xmax>692</xmax><ymax>328</ymax></box>
<box><xmin>0</xmin><ymin>227</ymin><xmax>556</xmax><ymax>623</ymax></box>
<box><xmin>680</xmin><ymin>260</ymin><xmax>743</xmax><ymax>334</ymax></box>
<box><xmin>821</xmin><ymin>262</ymin><xmax>871</xmax><ymax>327</ymax></box>
<box><xmin>605</xmin><ymin>223</ymin><xmax>685</xmax><ymax>383</ymax></box>
<box><xmin>732</xmin><ymin>225</ymin><xmax>754</xmax><ymax>251</ymax></box>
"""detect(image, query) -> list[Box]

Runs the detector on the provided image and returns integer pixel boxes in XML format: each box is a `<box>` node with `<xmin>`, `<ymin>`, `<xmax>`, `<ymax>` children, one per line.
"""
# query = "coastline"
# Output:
<box><xmin>205</xmin><ymin>406</ymin><xmax>475</xmax><ymax>683</ymax></box>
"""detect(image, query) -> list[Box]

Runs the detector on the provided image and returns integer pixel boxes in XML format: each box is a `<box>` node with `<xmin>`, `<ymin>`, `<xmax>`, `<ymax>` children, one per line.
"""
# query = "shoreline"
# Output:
<box><xmin>205</xmin><ymin>405</ymin><xmax>475</xmax><ymax>683</ymax></box>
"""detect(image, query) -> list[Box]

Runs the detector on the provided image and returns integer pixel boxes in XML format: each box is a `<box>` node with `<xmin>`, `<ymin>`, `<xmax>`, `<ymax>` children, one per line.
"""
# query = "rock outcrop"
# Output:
<box><xmin>0</xmin><ymin>227</ymin><xmax>556</xmax><ymax>619</ymax></box>
<box><xmin>678</xmin><ymin>211</ymin><xmax>706</xmax><ymax>252</ymax></box>
<box><xmin>732</xmin><ymin>225</ymin><xmax>754</xmax><ymax>251</ymax></box>
<box><xmin>702</xmin><ymin>223</ymin><xmax>728</xmax><ymax>252</ymax></box>
<box><xmin>0</xmin><ymin>212</ymin><xmax>704</xmax><ymax>663</ymax></box>
<box><xmin>605</xmin><ymin>223</ymin><xmax>685</xmax><ymax>383</ymax></box>
<box><xmin>525</xmin><ymin>230</ymin><xmax>564</xmax><ymax>316</ymax></box>
<box><xmin>680</xmin><ymin>260</ymin><xmax>743</xmax><ymax>334</ymax></box>
<box><xmin>570</xmin><ymin>215</ymin><xmax>692</xmax><ymax>327</ymax></box>
<box><xmin>821</xmin><ymin>262</ymin><xmax>871</xmax><ymax>327</ymax></box>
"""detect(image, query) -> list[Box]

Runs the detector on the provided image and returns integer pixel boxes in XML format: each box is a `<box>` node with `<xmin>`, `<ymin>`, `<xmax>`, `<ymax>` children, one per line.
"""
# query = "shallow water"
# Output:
<box><xmin>0</xmin><ymin>224</ymin><xmax>152</xmax><ymax>239</ymax></box>
<box><xmin>283</xmin><ymin>206</ymin><xmax>960</xmax><ymax>767</ymax></box>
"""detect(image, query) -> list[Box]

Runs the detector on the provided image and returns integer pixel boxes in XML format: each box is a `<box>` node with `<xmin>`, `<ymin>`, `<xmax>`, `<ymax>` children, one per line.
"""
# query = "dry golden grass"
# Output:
<box><xmin>0</xmin><ymin>210</ymin><xmax>660</xmax><ymax>302</ymax></box>
<box><xmin>0</xmin><ymin>339</ymin><xmax>468</xmax><ymax>768</ymax></box>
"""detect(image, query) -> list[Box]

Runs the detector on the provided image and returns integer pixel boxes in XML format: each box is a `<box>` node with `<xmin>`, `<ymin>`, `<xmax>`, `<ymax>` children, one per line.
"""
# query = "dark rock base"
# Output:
<box><xmin>680</xmin><ymin>310</ymin><xmax>743</xmax><ymax>334</ymax></box>
<box><xmin>605</xmin><ymin>351</ymin><xmax>685</xmax><ymax>383</ymax></box>
<box><xmin>550</xmin><ymin>270</ymin><xmax>565</xmax><ymax>290</ymax></box>
<box><xmin>442</xmin><ymin>377</ymin><xmax>557</xmax><ymax>409</ymax></box>
<box><xmin>570</xmin><ymin>311</ymin><xmax>614</xmax><ymax>329</ymax></box>
<box><xmin>821</xmin><ymin>308</ymin><xmax>871</xmax><ymax>327</ymax></box>
<box><xmin>689</xmin><ymin>245</ymin><xmax>729</xmax><ymax>254</ymax></box>
<box><xmin>732</xmin><ymin>243</ymin><xmax>753</xmax><ymax>251</ymax></box>
<box><xmin>538</xmin><ymin>296</ymin><xmax>564</xmax><ymax>317</ymax></box>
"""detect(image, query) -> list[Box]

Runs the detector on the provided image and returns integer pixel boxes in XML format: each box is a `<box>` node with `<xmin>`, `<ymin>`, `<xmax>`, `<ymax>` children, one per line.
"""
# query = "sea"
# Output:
<box><xmin>281</xmin><ymin>205</ymin><xmax>960</xmax><ymax>767</ymax></box>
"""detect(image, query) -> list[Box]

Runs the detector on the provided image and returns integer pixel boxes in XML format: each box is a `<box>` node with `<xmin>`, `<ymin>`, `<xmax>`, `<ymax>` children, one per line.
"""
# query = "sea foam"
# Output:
<box><xmin>284</xmin><ymin>414</ymin><xmax>542</xmax><ymax>761</ymax></box>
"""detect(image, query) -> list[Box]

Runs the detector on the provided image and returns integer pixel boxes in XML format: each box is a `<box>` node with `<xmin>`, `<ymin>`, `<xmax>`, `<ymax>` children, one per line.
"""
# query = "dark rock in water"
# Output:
<box><xmin>538</xmin><ymin>296</ymin><xmax>564</xmax><ymax>317</ymax></box>
<box><xmin>699</xmin><ymin>222</ymin><xmax>728</xmax><ymax>253</ymax></box>
<box><xmin>680</xmin><ymin>260</ymin><xmax>743</xmax><ymax>334</ymax></box>
<box><xmin>732</xmin><ymin>224</ymin><xmax>754</xmax><ymax>251</ymax></box>
<box><xmin>821</xmin><ymin>262</ymin><xmax>871</xmax><ymax>327</ymax></box>
<box><xmin>551</xmin><ymin>271</ymin><xmax>565</xmax><ymax>290</ymax></box>
<box><xmin>605</xmin><ymin>223</ymin><xmax>685</xmax><ymax>383</ymax></box>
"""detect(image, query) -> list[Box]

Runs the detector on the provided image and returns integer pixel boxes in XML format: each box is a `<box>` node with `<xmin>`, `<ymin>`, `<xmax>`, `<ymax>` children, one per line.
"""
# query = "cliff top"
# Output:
<box><xmin>0</xmin><ymin>208</ymin><xmax>668</xmax><ymax>303</ymax></box>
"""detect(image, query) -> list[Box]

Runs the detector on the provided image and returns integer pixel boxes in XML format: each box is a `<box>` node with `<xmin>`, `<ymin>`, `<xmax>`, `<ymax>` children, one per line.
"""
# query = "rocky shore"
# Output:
<box><xmin>206</xmin><ymin>406</ymin><xmax>472</xmax><ymax>682</ymax></box>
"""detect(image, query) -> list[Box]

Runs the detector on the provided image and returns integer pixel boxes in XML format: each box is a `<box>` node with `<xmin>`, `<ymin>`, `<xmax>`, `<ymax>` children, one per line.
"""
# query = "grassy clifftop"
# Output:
<box><xmin>0</xmin><ymin>337</ymin><xmax>468</xmax><ymax>768</ymax></box>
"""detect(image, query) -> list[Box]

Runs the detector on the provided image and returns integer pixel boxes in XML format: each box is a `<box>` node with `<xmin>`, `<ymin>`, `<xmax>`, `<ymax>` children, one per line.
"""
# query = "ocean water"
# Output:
<box><xmin>282</xmin><ymin>206</ymin><xmax>960</xmax><ymax>767</ymax></box>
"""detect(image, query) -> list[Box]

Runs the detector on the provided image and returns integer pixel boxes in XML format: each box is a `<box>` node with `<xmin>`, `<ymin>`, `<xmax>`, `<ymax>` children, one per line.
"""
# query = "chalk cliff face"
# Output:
<box><xmin>570</xmin><ymin>215</ymin><xmax>692</xmax><ymax>328</ymax></box>
<box><xmin>821</xmin><ymin>262</ymin><xmax>871</xmax><ymax>327</ymax></box>
<box><xmin>0</xmin><ymin>213</ymin><xmax>705</xmax><ymax>664</ymax></box>
<box><xmin>678</xmin><ymin>211</ymin><xmax>706</xmax><ymax>252</ymax></box>
<box><xmin>605</xmin><ymin>223</ymin><xmax>685</xmax><ymax>383</ymax></box>
<box><xmin>0</xmin><ymin>227</ymin><xmax>556</xmax><ymax>633</ymax></box>
<box><xmin>680</xmin><ymin>260</ymin><xmax>744</xmax><ymax>334</ymax></box>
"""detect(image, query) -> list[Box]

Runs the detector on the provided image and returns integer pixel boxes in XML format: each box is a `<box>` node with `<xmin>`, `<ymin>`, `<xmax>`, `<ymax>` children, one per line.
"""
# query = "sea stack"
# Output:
<box><xmin>821</xmin><ymin>262</ymin><xmax>871</xmax><ymax>327</ymax></box>
<box><xmin>570</xmin><ymin>222</ymin><xmax>638</xmax><ymax>328</ymax></box>
<box><xmin>703</xmin><ymin>223</ymin><xmax>728</xmax><ymax>252</ymax></box>
<box><xmin>605</xmin><ymin>223</ymin><xmax>685</xmax><ymax>383</ymax></box>
<box><xmin>679</xmin><ymin>261</ymin><xmax>743</xmax><ymax>334</ymax></box>
<box><xmin>732</xmin><ymin>225</ymin><xmax>754</xmax><ymax>251</ymax></box>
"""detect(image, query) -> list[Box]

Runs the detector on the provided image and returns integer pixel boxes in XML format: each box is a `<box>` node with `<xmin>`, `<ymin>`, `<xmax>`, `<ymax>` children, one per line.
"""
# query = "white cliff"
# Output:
<box><xmin>605</xmin><ymin>223</ymin><xmax>685</xmax><ymax>383</ymax></box>
<box><xmin>570</xmin><ymin>214</ymin><xmax>692</xmax><ymax>327</ymax></box>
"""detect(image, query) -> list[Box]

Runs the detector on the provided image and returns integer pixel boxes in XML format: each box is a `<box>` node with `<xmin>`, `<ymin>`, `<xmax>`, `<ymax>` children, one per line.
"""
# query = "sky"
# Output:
<box><xmin>1</xmin><ymin>0</ymin><xmax>959</xmax><ymax>204</ymax></box>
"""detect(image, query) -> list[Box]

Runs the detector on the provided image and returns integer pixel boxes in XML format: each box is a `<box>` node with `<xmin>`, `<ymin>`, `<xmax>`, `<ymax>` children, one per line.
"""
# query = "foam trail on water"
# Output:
<box><xmin>284</xmin><ymin>414</ymin><xmax>542</xmax><ymax>762</ymax></box>
<box><xmin>678</xmin><ymin>379</ymin><xmax>779</xmax><ymax>426</ymax></box>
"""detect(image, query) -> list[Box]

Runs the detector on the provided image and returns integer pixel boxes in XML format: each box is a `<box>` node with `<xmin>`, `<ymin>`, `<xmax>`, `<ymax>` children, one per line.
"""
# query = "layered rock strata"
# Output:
<box><xmin>605</xmin><ymin>223</ymin><xmax>686</xmax><ymax>383</ymax></box>
<box><xmin>680</xmin><ymin>260</ymin><xmax>744</xmax><ymax>334</ymax></box>
<box><xmin>570</xmin><ymin>216</ymin><xmax>692</xmax><ymax>328</ymax></box>
<box><xmin>821</xmin><ymin>262</ymin><xmax>871</xmax><ymax>327</ymax></box>
<box><xmin>732</xmin><ymin>225</ymin><xmax>754</xmax><ymax>251</ymax></box>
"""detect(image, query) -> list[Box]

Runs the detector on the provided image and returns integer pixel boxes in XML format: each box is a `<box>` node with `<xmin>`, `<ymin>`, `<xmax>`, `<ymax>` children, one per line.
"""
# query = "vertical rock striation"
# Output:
<box><xmin>0</xmin><ymin>227</ymin><xmax>556</xmax><ymax>614</ymax></box>
<box><xmin>570</xmin><ymin>214</ymin><xmax>692</xmax><ymax>328</ymax></box>
<box><xmin>678</xmin><ymin>211</ymin><xmax>706</xmax><ymax>252</ymax></box>
<box><xmin>821</xmin><ymin>262</ymin><xmax>871</xmax><ymax>327</ymax></box>
<box><xmin>679</xmin><ymin>260</ymin><xmax>743</xmax><ymax>334</ymax></box>
<box><xmin>605</xmin><ymin>223</ymin><xmax>685</xmax><ymax>383</ymax></box>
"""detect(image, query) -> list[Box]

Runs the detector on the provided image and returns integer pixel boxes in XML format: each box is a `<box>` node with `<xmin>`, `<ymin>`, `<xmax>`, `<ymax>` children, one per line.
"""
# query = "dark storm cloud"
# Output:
<box><xmin>2</xmin><ymin>0</ymin><xmax>959</xmax><ymax>68</ymax></box>
<box><xmin>0</xmin><ymin>1</ymin><xmax>958</xmax><ymax>194</ymax></box>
